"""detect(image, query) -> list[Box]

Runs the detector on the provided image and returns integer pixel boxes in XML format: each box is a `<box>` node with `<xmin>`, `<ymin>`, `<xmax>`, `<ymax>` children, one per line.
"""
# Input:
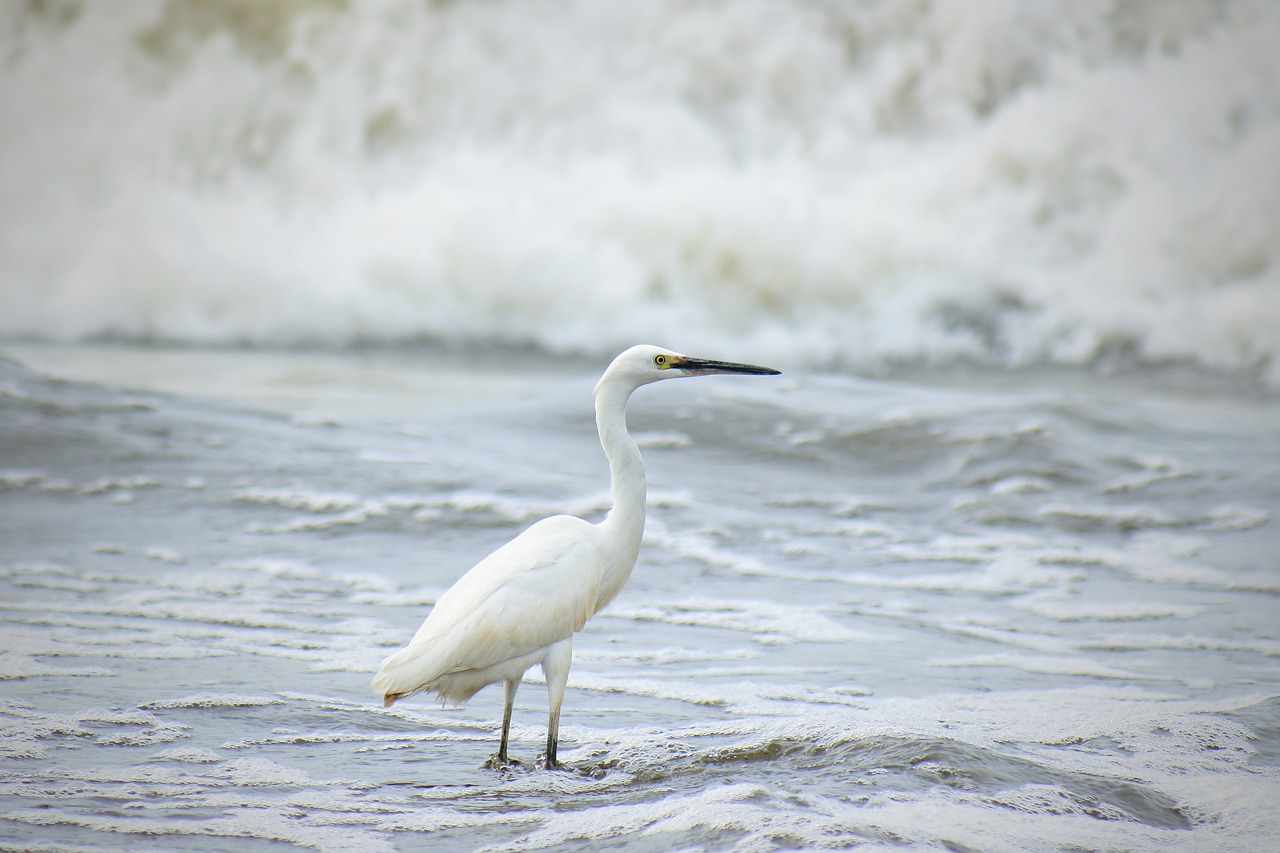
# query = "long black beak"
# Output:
<box><xmin>674</xmin><ymin>356</ymin><xmax>781</xmax><ymax>376</ymax></box>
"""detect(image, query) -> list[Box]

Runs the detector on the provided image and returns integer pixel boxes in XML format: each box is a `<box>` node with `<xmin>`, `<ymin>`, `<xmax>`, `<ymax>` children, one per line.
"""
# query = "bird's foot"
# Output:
<box><xmin>482</xmin><ymin>754</ymin><xmax>523</xmax><ymax>772</ymax></box>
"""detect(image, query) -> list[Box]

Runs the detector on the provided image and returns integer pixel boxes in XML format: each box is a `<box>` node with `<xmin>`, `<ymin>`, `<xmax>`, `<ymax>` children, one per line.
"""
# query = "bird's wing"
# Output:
<box><xmin>373</xmin><ymin>516</ymin><xmax>603</xmax><ymax>694</ymax></box>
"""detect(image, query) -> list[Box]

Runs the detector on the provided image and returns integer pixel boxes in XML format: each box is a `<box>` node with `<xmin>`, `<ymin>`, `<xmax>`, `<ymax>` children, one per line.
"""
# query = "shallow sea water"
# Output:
<box><xmin>1</xmin><ymin>346</ymin><xmax>1278</xmax><ymax>852</ymax></box>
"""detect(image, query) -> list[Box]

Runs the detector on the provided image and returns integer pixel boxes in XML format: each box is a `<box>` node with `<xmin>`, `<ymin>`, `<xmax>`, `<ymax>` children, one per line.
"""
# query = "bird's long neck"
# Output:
<box><xmin>593</xmin><ymin>379</ymin><xmax>646</xmax><ymax>604</ymax></box>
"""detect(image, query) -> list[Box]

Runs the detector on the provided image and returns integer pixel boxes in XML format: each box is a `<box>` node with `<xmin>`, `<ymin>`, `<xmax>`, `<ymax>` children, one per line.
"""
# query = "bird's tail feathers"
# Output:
<box><xmin>370</xmin><ymin>638</ymin><xmax>457</xmax><ymax>703</ymax></box>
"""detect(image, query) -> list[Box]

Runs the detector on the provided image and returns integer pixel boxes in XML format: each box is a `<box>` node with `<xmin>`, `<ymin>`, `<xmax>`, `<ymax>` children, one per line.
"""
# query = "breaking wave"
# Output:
<box><xmin>0</xmin><ymin>0</ymin><xmax>1277</xmax><ymax>380</ymax></box>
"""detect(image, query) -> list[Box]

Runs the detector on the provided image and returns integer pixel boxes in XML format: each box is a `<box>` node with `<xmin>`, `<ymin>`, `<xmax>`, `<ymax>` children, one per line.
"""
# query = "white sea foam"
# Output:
<box><xmin>495</xmin><ymin>781</ymin><xmax>771</xmax><ymax>851</ymax></box>
<box><xmin>0</xmin><ymin>653</ymin><xmax>114</xmax><ymax>681</ymax></box>
<box><xmin>1016</xmin><ymin>598</ymin><xmax>1204</xmax><ymax>623</ymax></box>
<box><xmin>148</xmin><ymin>746</ymin><xmax>226</xmax><ymax>764</ymax></box>
<box><xmin>0</xmin><ymin>703</ymin><xmax>189</xmax><ymax>758</ymax></box>
<box><xmin>0</xmin><ymin>624</ymin><xmax>208</xmax><ymax>662</ymax></box>
<box><xmin>81</xmin><ymin>475</ymin><xmax>160</xmax><ymax>495</ymax></box>
<box><xmin>1038</xmin><ymin>544</ymin><xmax>1280</xmax><ymax>592</ymax></box>
<box><xmin>0</xmin><ymin>470</ymin><xmax>43</xmax><ymax>490</ymax></box>
<box><xmin>488</xmin><ymin>688</ymin><xmax>1278</xmax><ymax>850</ymax></box>
<box><xmin>1079</xmin><ymin>633</ymin><xmax>1280</xmax><ymax>658</ymax></box>
<box><xmin>938</xmin><ymin>652</ymin><xmax>1163</xmax><ymax>683</ymax></box>
<box><xmin>1038</xmin><ymin>502</ymin><xmax>1270</xmax><ymax>532</ymax></box>
<box><xmin>5</xmin><ymin>675</ymin><xmax>1274</xmax><ymax>851</ymax></box>
<box><xmin>138</xmin><ymin>693</ymin><xmax>287</xmax><ymax>710</ymax></box>
<box><xmin>879</xmin><ymin>552</ymin><xmax>1081</xmax><ymax>595</ymax></box>
<box><xmin>642</xmin><ymin>523</ymin><xmax>770</xmax><ymax>576</ymax></box>
<box><xmin>221</xmin><ymin>728</ymin><xmax>497</xmax><ymax>751</ymax></box>
<box><xmin>605</xmin><ymin>597</ymin><xmax>868</xmax><ymax>646</ymax></box>
<box><xmin>217</xmin><ymin>558</ymin><xmax>323</xmax><ymax>580</ymax></box>
<box><xmin>631</xmin><ymin>430</ymin><xmax>692</xmax><ymax>449</ymax></box>
<box><xmin>246</xmin><ymin>504</ymin><xmax>389</xmax><ymax>534</ymax></box>
<box><xmin>233</xmin><ymin>487</ymin><xmax>366</xmax><ymax>513</ymax></box>
<box><xmin>575</xmin><ymin>646</ymin><xmax>760</xmax><ymax>666</ymax></box>
<box><xmin>0</xmin><ymin>2</ymin><xmax>1276</xmax><ymax>381</ymax></box>
<box><xmin>142</xmin><ymin>546</ymin><xmax>185</xmax><ymax>564</ymax></box>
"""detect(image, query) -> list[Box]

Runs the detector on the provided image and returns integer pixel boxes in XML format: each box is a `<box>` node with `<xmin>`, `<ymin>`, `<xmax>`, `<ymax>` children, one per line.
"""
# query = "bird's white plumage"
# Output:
<box><xmin>370</xmin><ymin>344</ymin><xmax>779</xmax><ymax>767</ymax></box>
<box><xmin>371</xmin><ymin>515</ymin><xmax>602</xmax><ymax>705</ymax></box>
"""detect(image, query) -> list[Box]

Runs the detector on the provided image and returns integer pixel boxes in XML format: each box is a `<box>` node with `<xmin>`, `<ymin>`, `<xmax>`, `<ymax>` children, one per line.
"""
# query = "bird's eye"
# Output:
<box><xmin>654</xmin><ymin>355</ymin><xmax>668</xmax><ymax>367</ymax></box>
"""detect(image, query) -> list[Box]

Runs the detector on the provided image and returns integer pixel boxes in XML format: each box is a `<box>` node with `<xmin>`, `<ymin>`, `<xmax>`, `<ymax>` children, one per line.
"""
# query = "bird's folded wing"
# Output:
<box><xmin>378</xmin><ymin>515</ymin><xmax>603</xmax><ymax>685</ymax></box>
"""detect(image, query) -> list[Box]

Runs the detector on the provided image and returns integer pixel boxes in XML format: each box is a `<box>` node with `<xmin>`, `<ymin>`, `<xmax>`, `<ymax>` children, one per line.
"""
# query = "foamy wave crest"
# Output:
<box><xmin>1</xmin><ymin>2</ymin><xmax>1277</xmax><ymax>380</ymax></box>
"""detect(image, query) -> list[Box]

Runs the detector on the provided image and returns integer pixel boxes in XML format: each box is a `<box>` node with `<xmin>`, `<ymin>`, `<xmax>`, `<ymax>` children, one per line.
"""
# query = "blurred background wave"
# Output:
<box><xmin>1</xmin><ymin>0</ymin><xmax>1276</xmax><ymax>380</ymax></box>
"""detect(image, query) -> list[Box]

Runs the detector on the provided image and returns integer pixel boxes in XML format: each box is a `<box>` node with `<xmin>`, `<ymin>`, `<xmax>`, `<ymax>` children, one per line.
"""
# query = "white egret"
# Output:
<box><xmin>371</xmin><ymin>345</ymin><xmax>780</xmax><ymax>768</ymax></box>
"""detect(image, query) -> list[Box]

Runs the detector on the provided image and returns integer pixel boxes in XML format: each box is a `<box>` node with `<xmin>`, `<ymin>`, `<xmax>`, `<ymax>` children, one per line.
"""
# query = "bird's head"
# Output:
<box><xmin>595</xmin><ymin>345</ymin><xmax>780</xmax><ymax>396</ymax></box>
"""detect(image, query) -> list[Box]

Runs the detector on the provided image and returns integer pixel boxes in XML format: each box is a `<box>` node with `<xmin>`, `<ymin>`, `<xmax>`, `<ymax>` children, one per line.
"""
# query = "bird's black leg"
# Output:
<box><xmin>545</xmin><ymin>704</ymin><xmax>560</xmax><ymax>768</ymax></box>
<box><xmin>539</xmin><ymin>638</ymin><xmax>572</xmax><ymax>770</ymax></box>
<box><xmin>484</xmin><ymin>678</ymin><xmax>521</xmax><ymax>770</ymax></box>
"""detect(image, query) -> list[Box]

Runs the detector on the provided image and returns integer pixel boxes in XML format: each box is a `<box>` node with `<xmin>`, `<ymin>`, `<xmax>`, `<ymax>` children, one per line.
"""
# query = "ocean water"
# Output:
<box><xmin>2</xmin><ymin>1</ymin><xmax>1279</xmax><ymax>850</ymax></box>
<box><xmin>1</xmin><ymin>345</ymin><xmax>1277</xmax><ymax>852</ymax></box>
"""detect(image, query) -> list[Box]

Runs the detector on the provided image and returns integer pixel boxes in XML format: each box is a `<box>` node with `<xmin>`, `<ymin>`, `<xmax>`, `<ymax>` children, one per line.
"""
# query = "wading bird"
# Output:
<box><xmin>371</xmin><ymin>345</ymin><xmax>779</xmax><ymax>768</ymax></box>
